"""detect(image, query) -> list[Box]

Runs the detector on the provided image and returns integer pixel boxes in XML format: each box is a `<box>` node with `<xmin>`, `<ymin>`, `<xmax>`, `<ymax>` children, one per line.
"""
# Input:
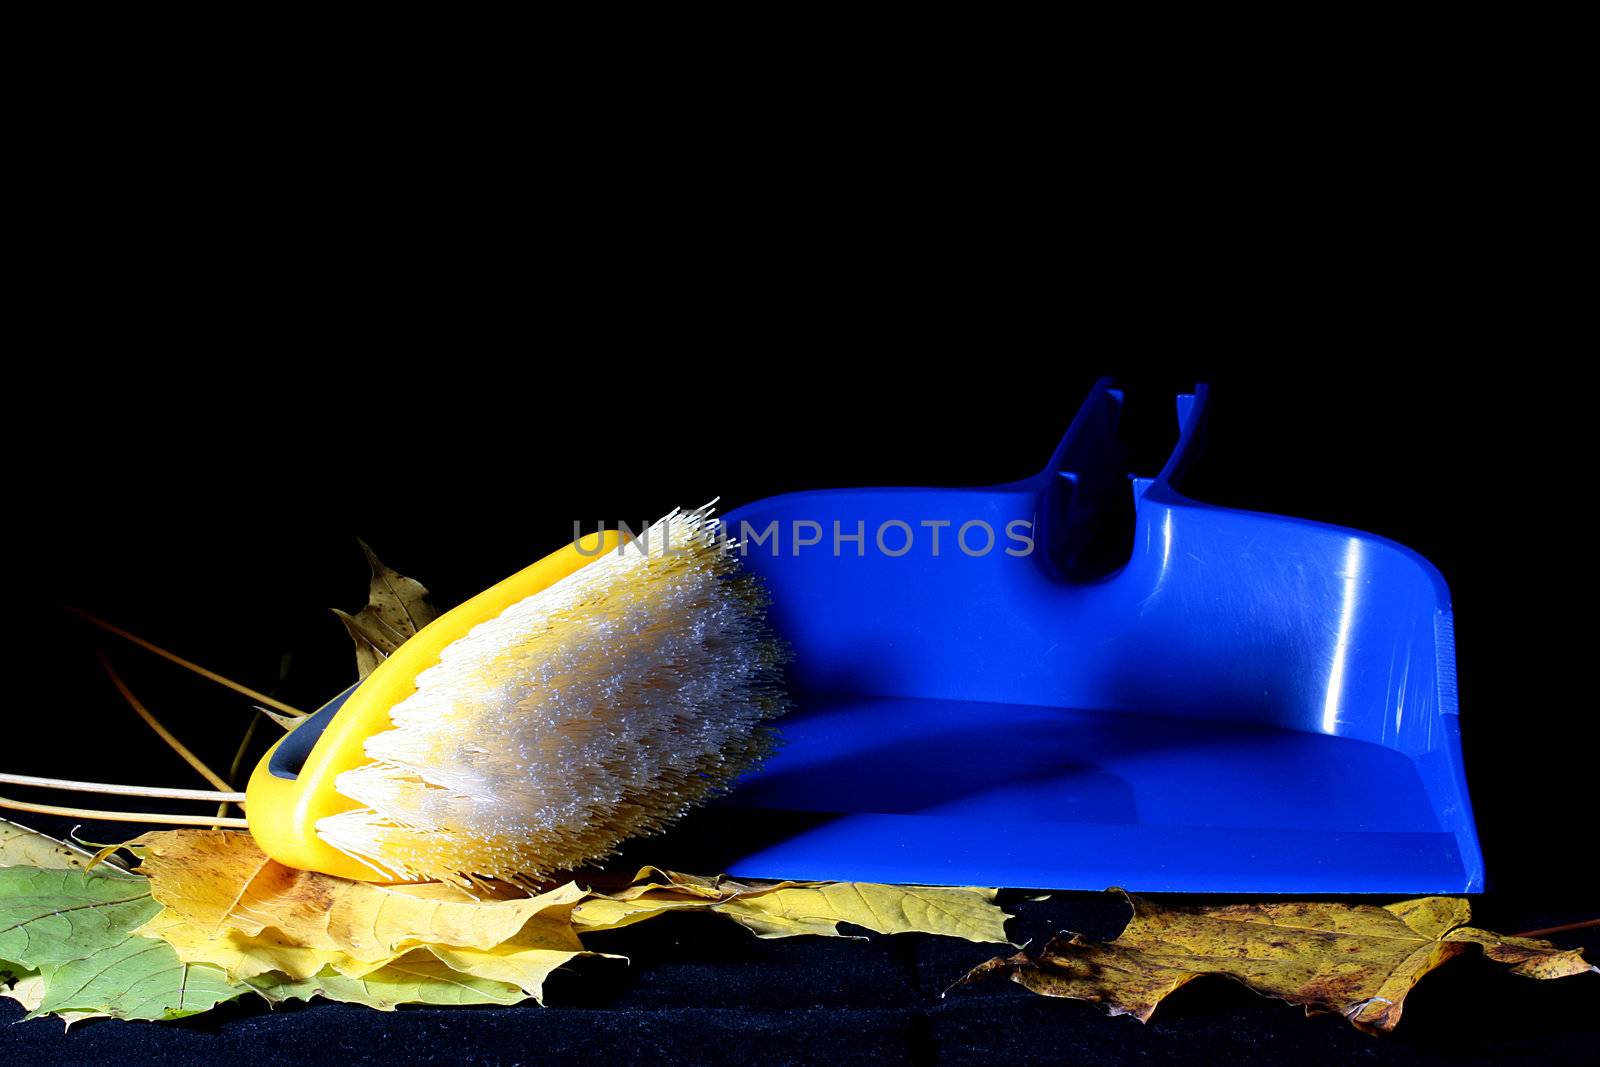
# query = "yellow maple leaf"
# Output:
<box><xmin>134</xmin><ymin>830</ymin><xmax>598</xmax><ymax>999</ymax></box>
<box><xmin>568</xmin><ymin>894</ymin><xmax>716</xmax><ymax>931</ymax></box>
<box><xmin>715</xmin><ymin>882</ymin><xmax>1009</xmax><ymax>941</ymax></box>
<box><xmin>141</xmin><ymin>906</ymin><xmax>599</xmax><ymax>1001</ymax></box>
<box><xmin>137</xmin><ymin>830</ymin><xmax>582</xmax><ymax>963</ymax></box>
<box><xmin>136</xmin><ymin>909</ymin><xmax>360</xmax><ymax>982</ymax></box>
<box><xmin>573</xmin><ymin>868</ymin><xmax>1011</xmax><ymax>942</ymax></box>
<box><xmin>132</xmin><ymin>825</ymin><xmax>611</xmax><ymax>1004</ymax></box>
<box><xmin>425</xmin><ymin>927</ymin><xmax>613</xmax><ymax>1001</ymax></box>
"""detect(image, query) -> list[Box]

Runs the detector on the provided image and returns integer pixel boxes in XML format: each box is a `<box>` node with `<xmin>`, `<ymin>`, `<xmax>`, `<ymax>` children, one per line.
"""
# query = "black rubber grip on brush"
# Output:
<box><xmin>267</xmin><ymin>684</ymin><xmax>356</xmax><ymax>781</ymax></box>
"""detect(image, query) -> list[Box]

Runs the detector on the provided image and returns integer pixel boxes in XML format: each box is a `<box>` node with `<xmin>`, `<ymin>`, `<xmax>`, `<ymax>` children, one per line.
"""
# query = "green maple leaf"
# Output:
<box><xmin>0</xmin><ymin>867</ymin><xmax>160</xmax><ymax>968</ymax></box>
<box><xmin>1</xmin><ymin>863</ymin><xmax>247</xmax><ymax>1022</ymax></box>
<box><xmin>31</xmin><ymin>936</ymin><xmax>245</xmax><ymax>1022</ymax></box>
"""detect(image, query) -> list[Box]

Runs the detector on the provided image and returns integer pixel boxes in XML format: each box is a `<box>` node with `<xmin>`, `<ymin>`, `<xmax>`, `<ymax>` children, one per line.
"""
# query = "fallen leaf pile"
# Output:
<box><xmin>0</xmin><ymin>821</ymin><xmax>1009</xmax><ymax>1026</ymax></box>
<box><xmin>960</xmin><ymin>889</ymin><xmax>1596</xmax><ymax>1034</ymax></box>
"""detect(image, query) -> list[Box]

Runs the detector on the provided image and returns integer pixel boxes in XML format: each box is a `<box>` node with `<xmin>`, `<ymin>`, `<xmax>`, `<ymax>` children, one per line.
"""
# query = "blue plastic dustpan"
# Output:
<box><xmin>703</xmin><ymin>379</ymin><xmax>1482</xmax><ymax>893</ymax></box>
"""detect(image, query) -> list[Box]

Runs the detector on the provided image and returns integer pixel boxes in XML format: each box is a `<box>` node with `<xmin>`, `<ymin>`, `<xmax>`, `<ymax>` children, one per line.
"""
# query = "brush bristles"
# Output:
<box><xmin>316</xmin><ymin>506</ymin><xmax>789</xmax><ymax>887</ymax></box>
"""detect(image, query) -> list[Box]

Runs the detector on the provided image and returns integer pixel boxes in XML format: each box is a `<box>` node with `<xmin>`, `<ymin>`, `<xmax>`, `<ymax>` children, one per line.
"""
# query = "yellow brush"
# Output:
<box><xmin>241</xmin><ymin>506</ymin><xmax>788</xmax><ymax>886</ymax></box>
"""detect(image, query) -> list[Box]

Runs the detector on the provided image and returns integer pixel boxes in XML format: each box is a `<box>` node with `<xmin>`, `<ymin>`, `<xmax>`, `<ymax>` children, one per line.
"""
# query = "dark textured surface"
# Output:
<box><xmin>3</xmin><ymin>869</ymin><xmax>1595</xmax><ymax>1066</ymax></box>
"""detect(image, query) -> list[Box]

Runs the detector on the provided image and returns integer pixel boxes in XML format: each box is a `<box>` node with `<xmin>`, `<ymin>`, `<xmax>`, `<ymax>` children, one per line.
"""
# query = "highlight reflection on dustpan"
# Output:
<box><xmin>702</xmin><ymin>378</ymin><xmax>1481</xmax><ymax>893</ymax></box>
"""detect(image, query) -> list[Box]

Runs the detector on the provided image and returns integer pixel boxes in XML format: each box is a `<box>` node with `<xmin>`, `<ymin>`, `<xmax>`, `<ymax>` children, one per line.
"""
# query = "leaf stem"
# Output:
<box><xmin>95</xmin><ymin>648</ymin><xmax>236</xmax><ymax>793</ymax></box>
<box><xmin>0</xmin><ymin>772</ymin><xmax>245</xmax><ymax>804</ymax></box>
<box><xmin>0</xmin><ymin>793</ymin><xmax>249</xmax><ymax>828</ymax></box>
<box><xmin>63</xmin><ymin>606</ymin><xmax>307</xmax><ymax>719</ymax></box>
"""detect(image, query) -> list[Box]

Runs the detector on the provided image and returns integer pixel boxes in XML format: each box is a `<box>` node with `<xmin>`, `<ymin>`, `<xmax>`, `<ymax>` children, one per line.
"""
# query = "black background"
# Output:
<box><xmin>4</xmin><ymin>91</ymin><xmax>1595</xmax><ymax>1061</ymax></box>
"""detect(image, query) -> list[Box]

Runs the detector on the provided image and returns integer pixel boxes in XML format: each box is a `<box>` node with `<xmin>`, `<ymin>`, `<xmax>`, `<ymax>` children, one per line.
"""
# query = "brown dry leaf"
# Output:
<box><xmin>959</xmin><ymin>890</ymin><xmax>1596</xmax><ymax>1034</ymax></box>
<box><xmin>574</xmin><ymin>867</ymin><xmax>1011</xmax><ymax>943</ymax></box>
<box><xmin>333</xmin><ymin>540</ymin><xmax>438</xmax><ymax>679</ymax></box>
<box><xmin>135</xmin><ymin>829</ymin><xmax>591</xmax><ymax>999</ymax></box>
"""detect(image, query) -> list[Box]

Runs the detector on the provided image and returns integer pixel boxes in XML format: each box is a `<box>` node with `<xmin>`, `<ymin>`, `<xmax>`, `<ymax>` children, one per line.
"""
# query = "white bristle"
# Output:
<box><xmin>316</xmin><ymin>505</ymin><xmax>788</xmax><ymax>886</ymax></box>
